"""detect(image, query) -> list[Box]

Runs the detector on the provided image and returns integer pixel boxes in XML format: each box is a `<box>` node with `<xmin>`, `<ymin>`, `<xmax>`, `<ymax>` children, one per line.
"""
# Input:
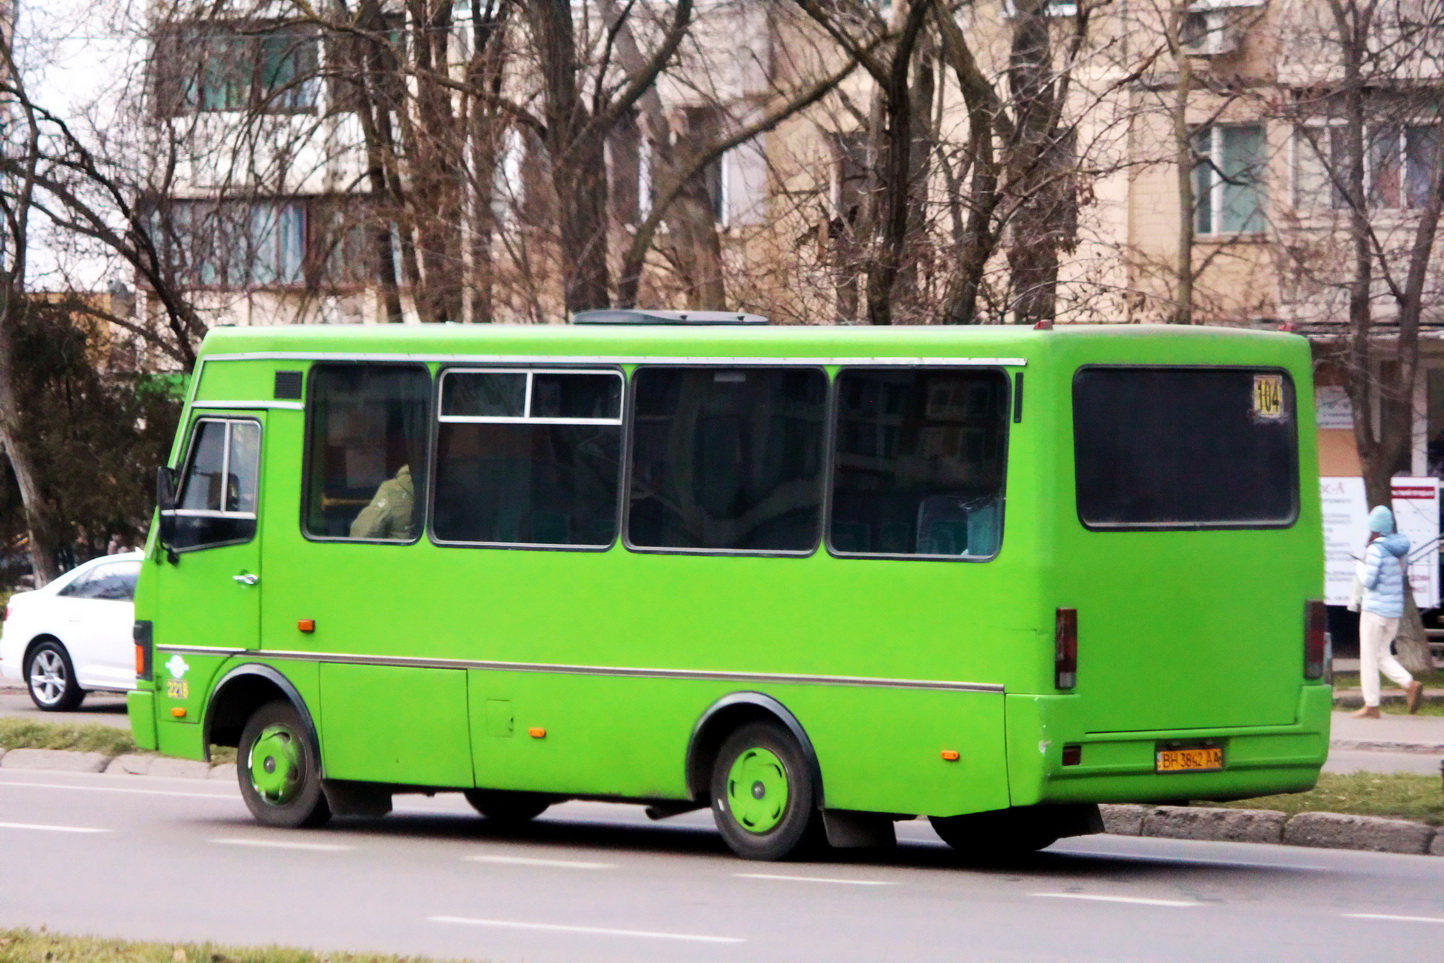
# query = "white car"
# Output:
<box><xmin>0</xmin><ymin>552</ymin><xmax>143</xmax><ymax>711</ymax></box>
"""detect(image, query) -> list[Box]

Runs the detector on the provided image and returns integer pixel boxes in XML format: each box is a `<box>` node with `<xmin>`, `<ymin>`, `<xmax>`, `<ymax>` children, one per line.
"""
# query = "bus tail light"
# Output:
<box><xmin>134</xmin><ymin>620</ymin><xmax>154</xmax><ymax>682</ymax></box>
<box><xmin>1055</xmin><ymin>608</ymin><xmax>1078</xmax><ymax>690</ymax></box>
<box><xmin>1304</xmin><ymin>600</ymin><xmax>1327</xmax><ymax>680</ymax></box>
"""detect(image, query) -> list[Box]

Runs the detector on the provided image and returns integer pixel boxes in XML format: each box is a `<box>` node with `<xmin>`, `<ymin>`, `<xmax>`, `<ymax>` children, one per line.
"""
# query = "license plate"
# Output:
<box><xmin>1155</xmin><ymin>746</ymin><xmax>1223</xmax><ymax>773</ymax></box>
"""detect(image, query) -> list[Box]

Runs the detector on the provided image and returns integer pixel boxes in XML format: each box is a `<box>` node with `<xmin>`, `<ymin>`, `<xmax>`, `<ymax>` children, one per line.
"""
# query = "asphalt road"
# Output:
<box><xmin>0</xmin><ymin>769</ymin><xmax>1440</xmax><ymax>963</ymax></box>
<box><xmin>0</xmin><ymin>685</ymin><xmax>131</xmax><ymax>728</ymax></box>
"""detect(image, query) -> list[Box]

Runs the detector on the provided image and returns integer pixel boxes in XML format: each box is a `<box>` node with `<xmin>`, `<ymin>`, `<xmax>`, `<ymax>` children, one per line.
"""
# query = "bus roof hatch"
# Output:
<box><xmin>571</xmin><ymin>309</ymin><xmax>769</xmax><ymax>326</ymax></box>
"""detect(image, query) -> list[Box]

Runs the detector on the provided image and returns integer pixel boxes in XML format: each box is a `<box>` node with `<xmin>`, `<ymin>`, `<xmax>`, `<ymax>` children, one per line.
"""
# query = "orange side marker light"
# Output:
<box><xmin>528</xmin><ymin>727</ymin><xmax>547</xmax><ymax>739</ymax></box>
<box><xmin>940</xmin><ymin>750</ymin><xmax>960</xmax><ymax>762</ymax></box>
<box><xmin>297</xmin><ymin>619</ymin><xmax>316</xmax><ymax>633</ymax></box>
<box><xmin>171</xmin><ymin>707</ymin><xmax>187</xmax><ymax>718</ymax></box>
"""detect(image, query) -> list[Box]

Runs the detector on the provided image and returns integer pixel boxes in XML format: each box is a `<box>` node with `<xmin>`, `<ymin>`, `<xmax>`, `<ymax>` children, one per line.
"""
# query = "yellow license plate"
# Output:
<box><xmin>165</xmin><ymin>678</ymin><xmax>189</xmax><ymax>700</ymax></box>
<box><xmin>1155</xmin><ymin>747</ymin><xmax>1223</xmax><ymax>773</ymax></box>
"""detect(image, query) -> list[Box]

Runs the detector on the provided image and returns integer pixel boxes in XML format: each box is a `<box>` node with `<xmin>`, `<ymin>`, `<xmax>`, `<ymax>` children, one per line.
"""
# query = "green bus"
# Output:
<box><xmin>128</xmin><ymin>313</ymin><xmax>1330</xmax><ymax>860</ymax></box>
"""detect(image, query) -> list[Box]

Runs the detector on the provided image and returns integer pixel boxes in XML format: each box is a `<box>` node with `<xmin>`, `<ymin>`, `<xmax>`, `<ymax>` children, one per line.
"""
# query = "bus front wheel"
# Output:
<box><xmin>463</xmin><ymin>789</ymin><xmax>552</xmax><ymax>826</ymax></box>
<box><xmin>710</xmin><ymin>721</ymin><xmax>823</xmax><ymax>861</ymax></box>
<box><xmin>238</xmin><ymin>700</ymin><xmax>331</xmax><ymax>829</ymax></box>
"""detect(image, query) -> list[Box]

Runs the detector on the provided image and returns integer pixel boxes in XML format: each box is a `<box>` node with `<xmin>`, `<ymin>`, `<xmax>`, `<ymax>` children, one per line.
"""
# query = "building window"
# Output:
<box><xmin>164</xmin><ymin>200</ymin><xmax>305</xmax><ymax>287</ymax></box>
<box><xmin>159</xmin><ymin>196</ymin><xmax>378</xmax><ymax>290</ymax></box>
<box><xmin>831</xmin><ymin>131</ymin><xmax>869</xmax><ymax>222</ymax></box>
<box><xmin>156</xmin><ymin>23</ymin><xmax>319</xmax><ymax>115</ymax></box>
<box><xmin>1194</xmin><ymin>123</ymin><xmax>1266</xmax><ymax>235</ymax></box>
<box><xmin>1295</xmin><ymin>122</ymin><xmax>1441</xmax><ymax>211</ymax></box>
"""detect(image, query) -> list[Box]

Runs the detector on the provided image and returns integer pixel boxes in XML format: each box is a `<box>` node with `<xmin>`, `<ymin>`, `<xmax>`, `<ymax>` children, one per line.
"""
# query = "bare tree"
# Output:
<box><xmin>1274</xmin><ymin>0</ymin><xmax>1444</xmax><ymax>670</ymax></box>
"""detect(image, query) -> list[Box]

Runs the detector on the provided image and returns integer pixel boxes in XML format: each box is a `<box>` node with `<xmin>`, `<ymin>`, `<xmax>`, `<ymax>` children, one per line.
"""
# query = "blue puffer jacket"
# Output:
<box><xmin>1359</xmin><ymin>533</ymin><xmax>1411</xmax><ymax>617</ymax></box>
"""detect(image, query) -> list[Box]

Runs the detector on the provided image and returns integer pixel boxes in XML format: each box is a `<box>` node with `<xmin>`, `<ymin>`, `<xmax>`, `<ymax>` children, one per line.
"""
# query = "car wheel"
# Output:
<box><xmin>25</xmin><ymin>640</ymin><xmax>85</xmax><ymax>712</ymax></box>
<box><xmin>710</xmin><ymin>721</ymin><xmax>824</xmax><ymax>861</ymax></box>
<box><xmin>238</xmin><ymin>700</ymin><xmax>331</xmax><ymax>829</ymax></box>
<box><xmin>463</xmin><ymin>789</ymin><xmax>553</xmax><ymax>827</ymax></box>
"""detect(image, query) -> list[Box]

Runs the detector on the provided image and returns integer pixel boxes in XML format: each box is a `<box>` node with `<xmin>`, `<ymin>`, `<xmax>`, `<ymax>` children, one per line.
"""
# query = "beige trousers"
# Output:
<box><xmin>1358</xmin><ymin>611</ymin><xmax>1414</xmax><ymax>707</ymax></box>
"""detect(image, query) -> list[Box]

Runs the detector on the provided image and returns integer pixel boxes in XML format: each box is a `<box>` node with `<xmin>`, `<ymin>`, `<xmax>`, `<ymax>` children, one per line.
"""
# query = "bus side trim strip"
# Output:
<box><xmin>200</xmin><ymin>352</ymin><xmax>1028</xmax><ymax>368</ymax></box>
<box><xmin>153</xmin><ymin>645</ymin><xmax>1004</xmax><ymax>693</ymax></box>
<box><xmin>190</xmin><ymin>400</ymin><xmax>306</xmax><ymax>411</ymax></box>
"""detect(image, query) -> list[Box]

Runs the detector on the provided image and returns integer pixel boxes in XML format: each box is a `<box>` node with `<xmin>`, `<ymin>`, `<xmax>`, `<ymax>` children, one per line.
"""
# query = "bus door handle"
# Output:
<box><xmin>232</xmin><ymin>573</ymin><xmax>259</xmax><ymax>586</ymax></box>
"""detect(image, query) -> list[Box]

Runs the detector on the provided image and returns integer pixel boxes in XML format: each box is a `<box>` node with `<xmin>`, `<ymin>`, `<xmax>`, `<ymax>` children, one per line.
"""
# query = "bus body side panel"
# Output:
<box><xmin>463</xmin><ymin>671</ymin><xmax>1009</xmax><ymax>816</ymax></box>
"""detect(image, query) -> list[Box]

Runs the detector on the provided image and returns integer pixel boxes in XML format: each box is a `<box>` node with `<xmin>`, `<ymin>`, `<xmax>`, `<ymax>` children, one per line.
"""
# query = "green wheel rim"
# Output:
<box><xmin>725</xmin><ymin>746</ymin><xmax>789</xmax><ymax>834</ymax></box>
<box><xmin>249</xmin><ymin>724</ymin><xmax>303</xmax><ymax>805</ymax></box>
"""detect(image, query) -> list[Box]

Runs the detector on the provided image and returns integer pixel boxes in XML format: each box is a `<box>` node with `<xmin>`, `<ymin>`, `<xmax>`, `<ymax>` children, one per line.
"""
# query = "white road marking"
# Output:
<box><xmin>0</xmin><ymin>821</ymin><xmax>109</xmax><ymax>834</ymax></box>
<box><xmin>0</xmin><ymin>779</ymin><xmax>235</xmax><ymax>800</ymax></box>
<box><xmin>736</xmin><ymin>872</ymin><xmax>895</xmax><ymax>886</ymax></box>
<box><xmin>465</xmin><ymin>854</ymin><xmax>614</xmax><ymax>869</ymax></box>
<box><xmin>1345</xmin><ymin>913</ymin><xmax>1444</xmax><ymax>925</ymax></box>
<box><xmin>1061</xmin><ymin>848</ymin><xmax>1328</xmax><ymax>873</ymax></box>
<box><xmin>1033</xmin><ymin>893</ymin><xmax>1201</xmax><ymax>908</ymax></box>
<box><xmin>212</xmin><ymin>838</ymin><xmax>352</xmax><ymax>852</ymax></box>
<box><xmin>428</xmin><ymin>916</ymin><xmax>744</xmax><ymax>944</ymax></box>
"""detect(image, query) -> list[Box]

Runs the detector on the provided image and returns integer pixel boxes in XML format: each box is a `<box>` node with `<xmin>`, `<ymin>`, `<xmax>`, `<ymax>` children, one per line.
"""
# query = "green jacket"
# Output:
<box><xmin>349</xmin><ymin>466</ymin><xmax>414</xmax><ymax>540</ymax></box>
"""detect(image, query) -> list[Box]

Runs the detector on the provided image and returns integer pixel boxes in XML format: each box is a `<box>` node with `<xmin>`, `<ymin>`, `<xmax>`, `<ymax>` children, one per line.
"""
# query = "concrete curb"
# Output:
<box><xmin>0</xmin><ymin>747</ymin><xmax>1438</xmax><ymax>856</ymax></box>
<box><xmin>1100</xmin><ymin>804</ymin><xmax>1443</xmax><ymax>856</ymax></box>
<box><xmin>0</xmin><ymin>748</ymin><xmax>109</xmax><ymax>772</ymax></box>
<box><xmin>1330</xmin><ymin>739</ymin><xmax>1444</xmax><ymax>754</ymax></box>
<box><xmin>0</xmin><ymin>747</ymin><xmax>231</xmax><ymax>778</ymax></box>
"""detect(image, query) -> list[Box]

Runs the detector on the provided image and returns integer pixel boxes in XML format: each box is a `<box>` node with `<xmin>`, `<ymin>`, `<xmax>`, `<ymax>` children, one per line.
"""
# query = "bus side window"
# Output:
<box><xmin>303</xmin><ymin>364</ymin><xmax>432</xmax><ymax>542</ymax></box>
<box><xmin>829</xmin><ymin>369</ymin><xmax>1009</xmax><ymax>559</ymax></box>
<box><xmin>627</xmin><ymin>366</ymin><xmax>827</xmax><ymax>553</ymax></box>
<box><xmin>432</xmin><ymin>368</ymin><xmax>623</xmax><ymax>548</ymax></box>
<box><xmin>170</xmin><ymin>418</ymin><xmax>261</xmax><ymax>551</ymax></box>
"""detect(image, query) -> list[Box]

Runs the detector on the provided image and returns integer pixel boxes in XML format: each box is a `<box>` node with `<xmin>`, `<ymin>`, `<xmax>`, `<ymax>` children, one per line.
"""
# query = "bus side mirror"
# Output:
<box><xmin>155</xmin><ymin>466</ymin><xmax>179</xmax><ymax>564</ymax></box>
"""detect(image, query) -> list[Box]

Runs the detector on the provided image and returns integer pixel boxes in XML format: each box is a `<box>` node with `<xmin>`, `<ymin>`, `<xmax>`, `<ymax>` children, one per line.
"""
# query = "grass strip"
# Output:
<box><xmin>1332</xmin><ymin>697</ymin><xmax>1444</xmax><ymax>717</ymax></box>
<box><xmin>0</xmin><ymin>718</ymin><xmax>237</xmax><ymax>763</ymax></box>
<box><xmin>0</xmin><ymin>928</ymin><xmax>456</xmax><ymax>962</ymax></box>
<box><xmin>1209</xmin><ymin>772</ymin><xmax>1444</xmax><ymax>826</ymax></box>
<box><xmin>0</xmin><ymin>717</ymin><xmax>138</xmax><ymax>756</ymax></box>
<box><xmin>1332</xmin><ymin>669</ymin><xmax>1444</xmax><ymax>691</ymax></box>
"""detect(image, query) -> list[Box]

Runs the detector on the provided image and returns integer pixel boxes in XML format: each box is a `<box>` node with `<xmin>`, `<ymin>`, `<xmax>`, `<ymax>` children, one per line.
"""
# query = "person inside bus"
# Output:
<box><xmin>1352</xmin><ymin>505</ymin><xmax>1425</xmax><ymax>718</ymax></box>
<box><xmin>349</xmin><ymin>465</ymin><xmax>415</xmax><ymax>540</ymax></box>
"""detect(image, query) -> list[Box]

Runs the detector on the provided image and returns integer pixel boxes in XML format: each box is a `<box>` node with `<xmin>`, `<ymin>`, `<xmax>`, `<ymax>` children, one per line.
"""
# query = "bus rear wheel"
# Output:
<box><xmin>238</xmin><ymin>700</ymin><xmax>331</xmax><ymax>829</ymax></box>
<box><xmin>929</xmin><ymin>805</ymin><xmax>1098</xmax><ymax>860</ymax></box>
<box><xmin>710</xmin><ymin>721</ymin><xmax>822</xmax><ymax>861</ymax></box>
<box><xmin>463</xmin><ymin>789</ymin><xmax>552</xmax><ymax>827</ymax></box>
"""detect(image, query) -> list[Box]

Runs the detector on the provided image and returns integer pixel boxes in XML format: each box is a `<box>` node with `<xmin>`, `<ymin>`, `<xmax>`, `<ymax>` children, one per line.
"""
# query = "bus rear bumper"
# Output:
<box><xmin>127</xmin><ymin>690</ymin><xmax>158</xmax><ymax>751</ymax></box>
<box><xmin>1007</xmin><ymin>684</ymin><xmax>1332</xmax><ymax>806</ymax></box>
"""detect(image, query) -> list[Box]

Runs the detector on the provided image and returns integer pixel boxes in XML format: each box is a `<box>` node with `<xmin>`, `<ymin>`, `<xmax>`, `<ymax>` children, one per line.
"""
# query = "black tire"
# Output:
<box><xmin>463</xmin><ymin>789</ymin><xmax>553</xmax><ymax>827</ymax></box>
<box><xmin>237</xmin><ymin>700</ymin><xmax>331</xmax><ymax>829</ymax></box>
<box><xmin>929</xmin><ymin>807</ymin><xmax>1065</xmax><ymax>860</ymax></box>
<box><xmin>710</xmin><ymin>721</ymin><xmax>824</xmax><ymax>861</ymax></box>
<box><xmin>25</xmin><ymin>640</ymin><xmax>85</xmax><ymax>712</ymax></box>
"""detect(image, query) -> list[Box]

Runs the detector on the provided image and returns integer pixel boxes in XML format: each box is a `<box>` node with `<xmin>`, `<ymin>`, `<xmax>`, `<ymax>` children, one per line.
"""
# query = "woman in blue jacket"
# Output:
<box><xmin>1353</xmin><ymin>506</ymin><xmax>1425</xmax><ymax>718</ymax></box>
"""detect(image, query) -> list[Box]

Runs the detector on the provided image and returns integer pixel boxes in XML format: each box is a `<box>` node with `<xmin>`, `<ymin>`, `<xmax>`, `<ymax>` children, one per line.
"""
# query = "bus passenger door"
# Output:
<box><xmin>154</xmin><ymin>415</ymin><xmax>265</xmax><ymax>716</ymax></box>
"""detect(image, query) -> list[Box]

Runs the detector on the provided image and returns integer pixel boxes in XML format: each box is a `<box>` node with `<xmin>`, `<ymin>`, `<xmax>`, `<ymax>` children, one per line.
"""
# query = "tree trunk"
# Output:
<box><xmin>1171</xmin><ymin>8</ymin><xmax>1195</xmax><ymax>325</ymax></box>
<box><xmin>0</xmin><ymin>299</ymin><xmax>60</xmax><ymax>585</ymax></box>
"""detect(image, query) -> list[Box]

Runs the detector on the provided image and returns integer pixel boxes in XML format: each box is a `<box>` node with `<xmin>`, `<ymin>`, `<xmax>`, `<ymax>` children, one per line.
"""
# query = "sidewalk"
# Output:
<box><xmin>1330</xmin><ymin>709</ymin><xmax>1444</xmax><ymax>753</ymax></box>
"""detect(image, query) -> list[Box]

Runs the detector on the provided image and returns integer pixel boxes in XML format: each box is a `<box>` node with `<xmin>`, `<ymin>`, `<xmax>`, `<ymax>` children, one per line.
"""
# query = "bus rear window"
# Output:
<box><xmin>1073</xmin><ymin>367</ymin><xmax>1298</xmax><ymax>529</ymax></box>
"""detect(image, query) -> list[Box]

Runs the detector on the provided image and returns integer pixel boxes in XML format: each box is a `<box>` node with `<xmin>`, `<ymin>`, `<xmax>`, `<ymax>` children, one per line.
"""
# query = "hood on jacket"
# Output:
<box><xmin>1376</xmin><ymin>532</ymin><xmax>1410</xmax><ymax>558</ymax></box>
